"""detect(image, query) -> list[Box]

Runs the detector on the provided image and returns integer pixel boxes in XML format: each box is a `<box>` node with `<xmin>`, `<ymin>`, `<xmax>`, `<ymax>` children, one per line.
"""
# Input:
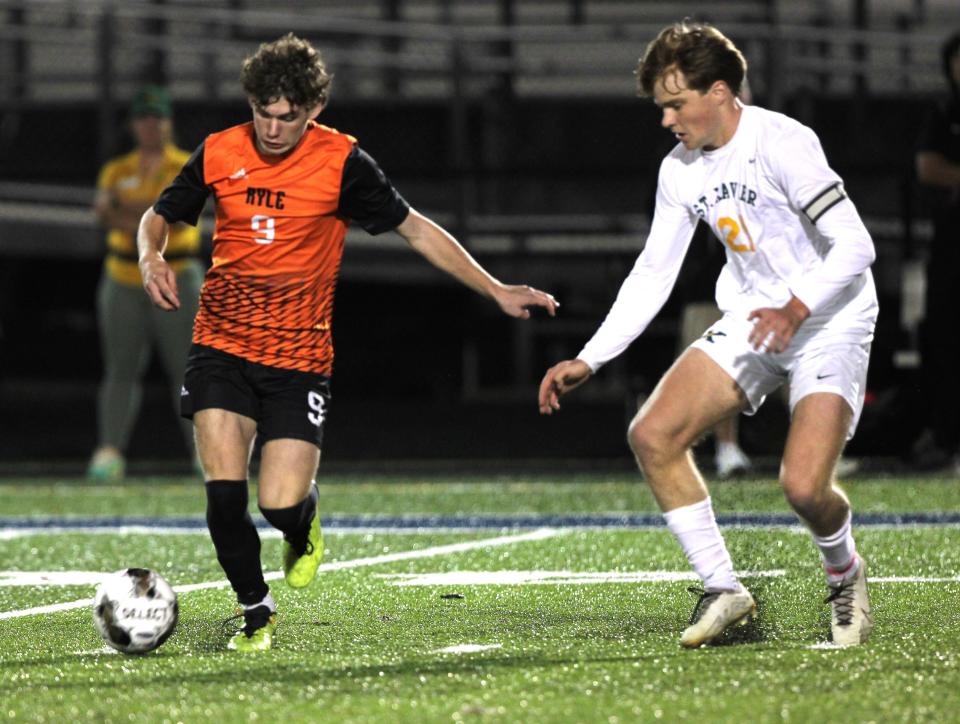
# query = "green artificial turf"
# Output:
<box><xmin>0</xmin><ymin>473</ymin><xmax>957</xmax><ymax>722</ymax></box>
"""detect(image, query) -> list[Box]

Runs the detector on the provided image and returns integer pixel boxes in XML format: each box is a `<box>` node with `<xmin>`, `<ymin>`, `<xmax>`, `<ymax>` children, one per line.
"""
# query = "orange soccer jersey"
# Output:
<box><xmin>196</xmin><ymin>122</ymin><xmax>351</xmax><ymax>374</ymax></box>
<box><xmin>155</xmin><ymin>121</ymin><xmax>409</xmax><ymax>376</ymax></box>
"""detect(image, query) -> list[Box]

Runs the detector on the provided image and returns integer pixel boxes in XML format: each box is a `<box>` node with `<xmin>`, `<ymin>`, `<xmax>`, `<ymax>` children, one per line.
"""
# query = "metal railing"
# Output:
<box><xmin>0</xmin><ymin>0</ymin><xmax>950</xmax><ymax>104</ymax></box>
<box><xmin>0</xmin><ymin>0</ymin><xmax>949</xmax><ymax>255</ymax></box>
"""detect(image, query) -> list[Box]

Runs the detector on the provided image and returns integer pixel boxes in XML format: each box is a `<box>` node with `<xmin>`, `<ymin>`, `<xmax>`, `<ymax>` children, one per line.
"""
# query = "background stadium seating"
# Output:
<box><xmin>0</xmin><ymin>0</ymin><xmax>955</xmax><ymax>466</ymax></box>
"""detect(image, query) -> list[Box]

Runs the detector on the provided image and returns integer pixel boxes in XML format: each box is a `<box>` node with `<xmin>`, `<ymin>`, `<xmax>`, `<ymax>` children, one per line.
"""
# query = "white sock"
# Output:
<box><xmin>716</xmin><ymin>441</ymin><xmax>740</xmax><ymax>456</ymax></box>
<box><xmin>812</xmin><ymin>511</ymin><xmax>859</xmax><ymax>584</ymax></box>
<box><xmin>663</xmin><ymin>497</ymin><xmax>740</xmax><ymax>592</ymax></box>
<box><xmin>244</xmin><ymin>592</ymin><xmax>276</xmax><ymax>613</ymax></box>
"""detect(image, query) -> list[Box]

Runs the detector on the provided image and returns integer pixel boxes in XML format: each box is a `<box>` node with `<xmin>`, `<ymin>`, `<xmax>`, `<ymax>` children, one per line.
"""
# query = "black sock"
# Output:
<box><xmin>205</xmin><ymin>480</ymin><xmax>269</xmax><ymax>606</ymax></box>
<box><xmin>259</xmin><ymin>485</ymin><xmax>318</xmax><ymax>554</ymax></box>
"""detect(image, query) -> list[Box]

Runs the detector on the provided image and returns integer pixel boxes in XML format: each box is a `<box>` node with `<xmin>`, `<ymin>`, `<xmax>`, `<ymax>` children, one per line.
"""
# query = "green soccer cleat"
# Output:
<box><xmin>226</xmin><ymin>605</ymin><xmax>276</xmax><ymax>652</ymax></box>
<box><xmin>283</xmin><ymin>507</ymin><xmax>323</xmax><ymax>589</ymax></box>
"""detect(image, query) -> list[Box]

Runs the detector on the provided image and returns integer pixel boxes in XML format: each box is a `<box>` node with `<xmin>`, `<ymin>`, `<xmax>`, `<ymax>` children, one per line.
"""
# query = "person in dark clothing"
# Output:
<box><xmin>913</xmin><ymin>32</ymin><xmax>960</xmax><ymax>472</ymax></box>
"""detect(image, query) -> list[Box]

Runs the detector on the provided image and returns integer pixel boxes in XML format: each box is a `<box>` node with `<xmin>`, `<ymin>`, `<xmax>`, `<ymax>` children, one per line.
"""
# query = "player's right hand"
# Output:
<box><xmin>538</xmin><ymin>359</ymin><xmax>592</xmax><ymax>414</ymax></box>
<box><xmin>140</xmin><ymin>256</ymin><xmax>181</xmax><ymax>311</ymax></box>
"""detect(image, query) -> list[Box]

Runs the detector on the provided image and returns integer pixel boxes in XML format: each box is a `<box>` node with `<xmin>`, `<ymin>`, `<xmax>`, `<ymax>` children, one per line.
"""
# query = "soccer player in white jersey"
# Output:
<box><xmin>538</xmin><ymin>22</ymin><xmax>876</xmax><ymax>648</ymax></box>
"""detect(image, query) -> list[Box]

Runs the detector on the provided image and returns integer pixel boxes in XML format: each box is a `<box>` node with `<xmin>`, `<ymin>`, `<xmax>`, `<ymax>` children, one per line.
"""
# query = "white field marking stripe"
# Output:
<box><xmin>0</xmin><ymin>528</ymin><xmax>561</xmax><ymax>620</ymax></box>
<box><xmin>0</xmin><ymin>526</ymin><xmax>805</xmax><ymax>540</ymax></box>
<box><xmin>872</xmin><ymin>576</ymin><xmax>960</xmax><ymax>583</ymax></box>
<box><xmin>6</xmin><ymin>522</ymin><xmax>960</xmax><ymax>539</ymax></box>
<box><xmin>0</xmin><ymin>527</ymin><xmax>282</xmax><ymax>540</ymax></box>
<box><xmin>434</xmin><ymin>644</ymin><xmax>503</xmax><ymax>654</ymax></box>
<box><xmin>8</xmin><ymin>568</ymin><xmax>787</xmax><ymax>589</ymax></box>
<box><xmin>377</xmin><ymin>570</ymin><xmax>786</xmax><ymax>586</ymax></box>
<box><xmin>0</xmin><ymin>526</ymin><xmax>571</xmax><ymax>539</ymax></box>
<box><xmin>0</xmin><ymin>571</ymin><xmax>114</xmax><ymax>587</ymax></box>
<box><xmin>33</xmin><ymin>569</ymin><xmax>960</xmax><ymax>588</ymax></box>
<box><xmin>0</xmin><ymin>598</ymin><xmax>94</xmax><ymax>620</ymax></box>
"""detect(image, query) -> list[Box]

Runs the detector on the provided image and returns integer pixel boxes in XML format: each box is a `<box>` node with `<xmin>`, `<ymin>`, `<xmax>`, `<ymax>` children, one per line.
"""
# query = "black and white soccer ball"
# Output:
<box><xmin>92</xmin><ymin>568</ymin><xmax>178</xmax><ymax>654</ymax></box>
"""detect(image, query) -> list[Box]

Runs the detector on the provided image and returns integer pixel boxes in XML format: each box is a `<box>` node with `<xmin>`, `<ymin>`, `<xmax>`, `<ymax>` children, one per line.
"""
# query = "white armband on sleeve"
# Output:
<box><xmin>802</xmin><ymin>182</ymin><xmax>848</xmax><ymax>225</ymax></box>
<box><xmin>791</xmin><ymin>187</ymin><xmax>876</xmax><ymax>314</ymax></box>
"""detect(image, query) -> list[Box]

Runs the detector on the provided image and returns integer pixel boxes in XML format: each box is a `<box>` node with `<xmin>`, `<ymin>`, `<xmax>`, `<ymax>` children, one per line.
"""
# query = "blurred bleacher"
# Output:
<box><xmin>0</xmin><ymin>0</ymin><xmax>955</xmax><ymax>466</ymax></box>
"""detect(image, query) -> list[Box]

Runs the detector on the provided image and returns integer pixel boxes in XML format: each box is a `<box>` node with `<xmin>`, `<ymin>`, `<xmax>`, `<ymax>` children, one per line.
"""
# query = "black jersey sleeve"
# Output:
<box><xmin>153</xmin><ymin>141</ymin><xmax>210</xmax><ymax>226</ymax></box>
<box><xmin>338</xmin><ymin>145</ymin><xmax>411</xmax><ymax>234</ymax></box>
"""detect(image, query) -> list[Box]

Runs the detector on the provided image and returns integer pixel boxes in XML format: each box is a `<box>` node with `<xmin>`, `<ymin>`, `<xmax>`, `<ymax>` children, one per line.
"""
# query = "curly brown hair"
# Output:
<box><xmin>636</xmin><ymin>22</ymin><xmax>746</xmax><ymax>98</ymax></box>
<box><xmin>241</xmin><ymin>33</ymin><xmax>333</xmax><ymax>109</ymax></box>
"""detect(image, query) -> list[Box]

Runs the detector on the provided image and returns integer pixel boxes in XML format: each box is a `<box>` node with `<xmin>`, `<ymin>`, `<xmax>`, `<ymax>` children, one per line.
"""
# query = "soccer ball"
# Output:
<box><xmin>92</xmin><ymin>568</ymin><xmax>178</xmax><ymax>654</ymax></box>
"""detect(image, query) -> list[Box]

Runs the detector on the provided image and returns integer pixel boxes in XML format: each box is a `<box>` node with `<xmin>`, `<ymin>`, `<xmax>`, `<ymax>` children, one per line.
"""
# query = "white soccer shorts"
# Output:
<box><xmin>690</xmin><ymin>313</ymin><xmax>871</xmax><ymax>440</ymax></box>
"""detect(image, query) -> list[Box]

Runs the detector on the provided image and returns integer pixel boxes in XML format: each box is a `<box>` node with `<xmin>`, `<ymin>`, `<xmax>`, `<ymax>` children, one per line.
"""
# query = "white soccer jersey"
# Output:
<box><xmin>578</xmin><ymin>104</ymin><xmax>878</xmax><ymax>371</ymax></box>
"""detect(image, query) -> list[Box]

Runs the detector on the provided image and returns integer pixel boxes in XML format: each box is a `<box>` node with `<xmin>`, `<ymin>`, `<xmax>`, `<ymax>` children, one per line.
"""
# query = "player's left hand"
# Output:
<box><xmin>747</xmin><ymin>296</ymin><xmax>810</xmax><ymax>353</ymax></box>
<box><xmin>493</xmin><ymin>284</ymin><xmax>559</xmax><ymax>319</ymax></box>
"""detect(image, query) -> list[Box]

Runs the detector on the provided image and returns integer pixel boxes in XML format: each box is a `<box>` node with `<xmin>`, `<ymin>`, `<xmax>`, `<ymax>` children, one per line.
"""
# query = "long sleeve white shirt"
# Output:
<box><xmin>578</xmin><ymin>104</ymin><xmax>878</xmax><ymax>372</ymax></box>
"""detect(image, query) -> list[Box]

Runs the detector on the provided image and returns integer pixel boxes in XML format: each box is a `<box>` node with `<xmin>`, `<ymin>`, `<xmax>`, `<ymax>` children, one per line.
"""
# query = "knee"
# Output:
<box><xmin>781</xmin><ymin>471</ymin><xmax>830</xmax><ymax>518</ymax></box>
<box><xmin>627</xmin><ymin>415</ymin><xmax>684</xmax><ymax>470</ymax></box>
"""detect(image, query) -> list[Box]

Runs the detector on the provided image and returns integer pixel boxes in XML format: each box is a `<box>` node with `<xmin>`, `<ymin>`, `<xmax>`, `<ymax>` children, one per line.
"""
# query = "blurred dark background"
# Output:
<box><xmin>0</xmin><ymin>0</ymin><xmax>955</xmax><ymax>470</ymax></box>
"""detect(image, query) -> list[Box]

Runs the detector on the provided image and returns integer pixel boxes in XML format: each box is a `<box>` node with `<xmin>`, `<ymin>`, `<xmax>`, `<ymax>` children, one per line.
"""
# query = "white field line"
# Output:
<box><xmin>0</xmin><ymin>527</ymin><xmax>282</xmax><ymax>540</ymax></box>
<box><xmin>0</xmin><ymin>524</ymin><xmax>808</xmax><ymax>542</ymax></box>
<box><xmin>1</xmin><ymin>526</ymin><xmax>554</xmax><ymax>538</ymax></box>
<box><xmin>5</xmin><ymin>521</ymin><xmax>960</xmax><ymax>541</ymax></box>
<box><xmin>13</xmin><ymin>569</ymin><xmax>953</xmax><ymax>592</ymax></box>
<box><xmin>0</xmin><ymin>571</ymin><xmax>114</xmax><ymax>587</ymax></box>
<box><xmin>377</xmin><ymin>569</ymin><xmax>787</xmax><ymax>586</ymax></box>
<box><xmin>434</xmin><ymin>643</ymin><xmax>503</xmax><ymax>654</ymax></box>
<box><xmin>0</xmin><ymin>528</ymin><xmax>561</xmax><ymax>620</ymax></box>
<box><xmin>872</xmin><ymin>576</ymin><xmax>960</xmax><ymax>583</ymax></box>
<box><xmin>0</xmin><ymin>526</ymin><xmax>579</xmax><ymax>539</ymax></box>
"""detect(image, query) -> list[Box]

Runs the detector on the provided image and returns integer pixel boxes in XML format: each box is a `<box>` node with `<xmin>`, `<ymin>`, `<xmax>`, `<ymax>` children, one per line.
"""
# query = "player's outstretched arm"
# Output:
<box><xmin>538</xmin><ymin>359</ymin><xmax>592</xmax><ymax>415</ymax></box>
<box><xmin>137</xmin><ymin>207</ymin><xmax>181</xmax><ymax>312</ymax></box>
<box><xmin>395</xmin><ymin>208</ymin><xmax>558</xmax><ymax>319</ymax></box>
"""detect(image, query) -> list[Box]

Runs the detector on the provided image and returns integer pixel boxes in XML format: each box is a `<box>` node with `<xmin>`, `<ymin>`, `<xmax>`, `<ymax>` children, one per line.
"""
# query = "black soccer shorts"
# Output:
<box><xmin>180</xmin><ymin>344</ymin><xmax>331</xmax><ymax>448</ymax></box>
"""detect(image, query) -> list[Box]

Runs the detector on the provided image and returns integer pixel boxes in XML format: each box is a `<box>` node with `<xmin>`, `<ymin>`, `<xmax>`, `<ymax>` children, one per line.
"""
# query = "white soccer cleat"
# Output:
<box><xmin>835</xmin><ymin>457</ymin><xmax>860</xmax><ymax>478</ymax></box>
<box><xmin>715</xmin><ymin>443</ymin><xmax>752</xmax><ymax>479</ymax></box>
<box><xmin>680</xmin><ymin>587</ymin><xmax>757</xmax><ymax>648</ymax></box>
<box><xmin>87</xmin><ymin>448</ymin><xmax>125</xmax><ymax>482</ymax></box>
<box><xmin>825</xmin><ymin>556</ymin><xmax>873</xmax><ymax>646</ymax></box>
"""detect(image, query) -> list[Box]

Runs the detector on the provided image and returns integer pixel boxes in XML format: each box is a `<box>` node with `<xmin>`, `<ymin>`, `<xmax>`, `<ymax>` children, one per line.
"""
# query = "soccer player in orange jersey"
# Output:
<box><xmin>137</xmin><ymin>33</ymin><xmax>558</xmax><ymax>651</ymax></box>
